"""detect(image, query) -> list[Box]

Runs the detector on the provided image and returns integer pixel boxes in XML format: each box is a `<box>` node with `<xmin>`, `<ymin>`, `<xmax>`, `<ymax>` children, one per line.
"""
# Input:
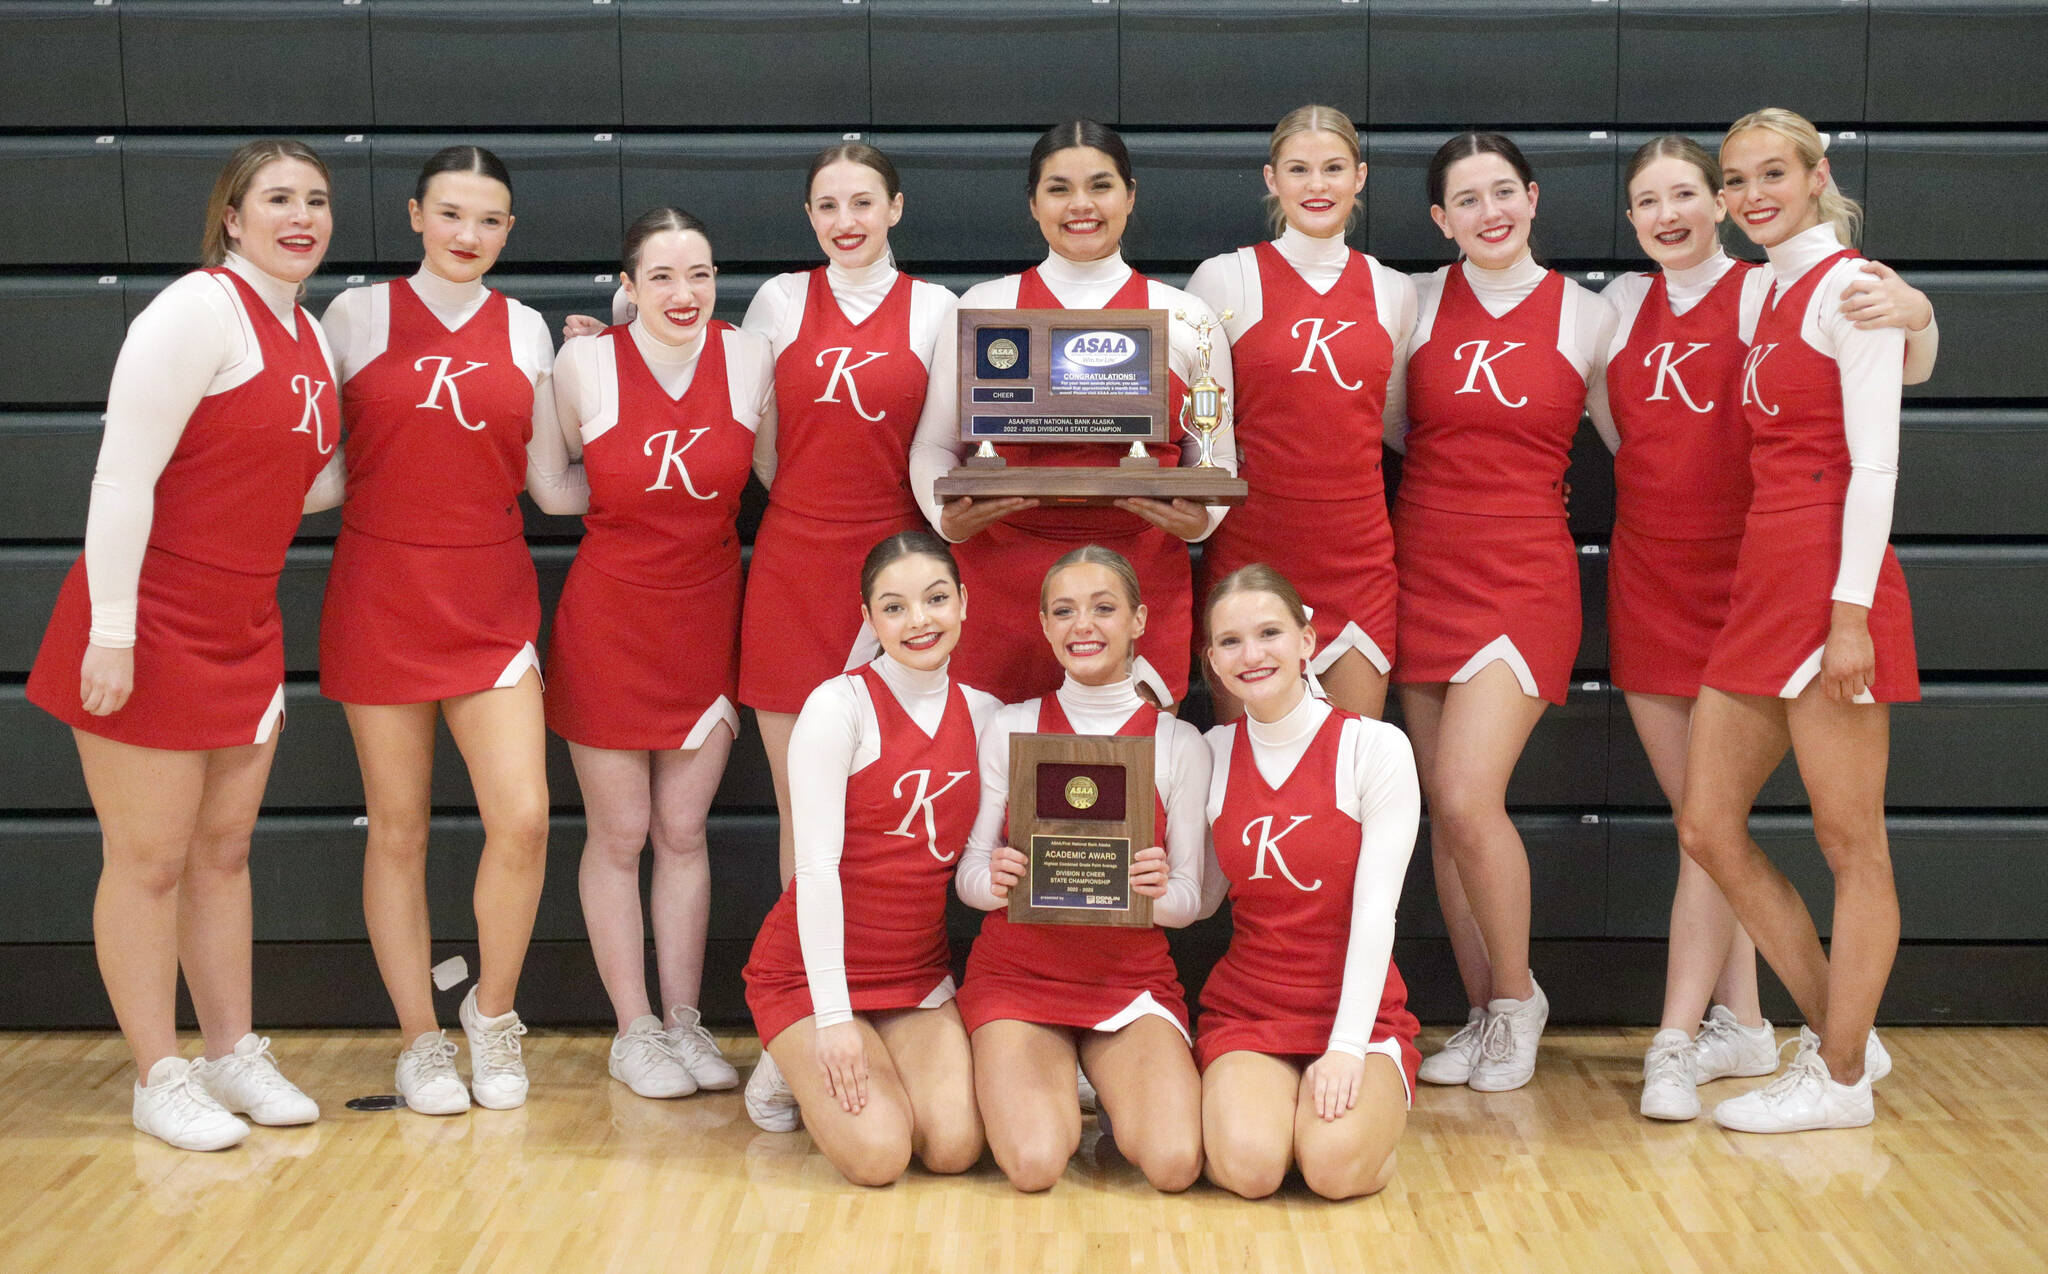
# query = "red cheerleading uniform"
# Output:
<box><xmin>1198</xmin><ymin>242</ymin><xmax>1398</xmax><ymax>675</ymax></box>
<box><xmin>743</xmin><ymin>664</ymin><xmax>982</xmax><ymax>1044</ymax></box>
<box><xmin>1604</xmin><ymin>265</ymin><xmax>1757</xmax><ymax>697</ymax></box>
<box><xmin>948</xmin><ymin>268</ymin><xmax>1194</xmax><ymax>707</ymax></box>
<box><xmin>545</xmin><ymin>323</ymin><xmax>754</xmax><ymax>749</ymax></box>
<box><xmin>30</xmin><ymin>268</ymin><xmax>334</xmax><ymax>749</ymax></box>
<box><xmin>1393</xmin><ymin>268</ymin><xmax>1587</xmax><ymax>705</ymax></box>
<box><xmin>1197</xmin><ymin>711</ymin><xmax>1420</xmax><ymax>1092</ymax></box>
<box><xmin>1702</xmin><ymin>251</ymin><xmax>1919</xmax><ymax>702</ymax></box>
<box><xmin>320</xmin><ymin>279</ymin><xmax>540</xmax><ymax>704</ymax></box>
<box><xmin>955</xmin><ymin>693</ymin><xmax>1189</xmax><ymax>1036</ymax></box>
<box><xmin>739</xmin><ymin>269</ymin><xmax>929</xmax><ymax>713</ymax></box>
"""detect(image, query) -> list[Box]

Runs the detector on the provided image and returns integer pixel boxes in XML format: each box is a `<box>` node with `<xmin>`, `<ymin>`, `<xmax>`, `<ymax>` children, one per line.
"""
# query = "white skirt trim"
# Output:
<box><xmin>1310</xmin><ymin>620</ymin><xmax>1392</xmax><ymax>676</ymax></box>
<box><xmin>1090</xmin><ymin>990</ymin><xmax>1191</xmax><ymax>1045</ymax></box>
<box><xmin>1449</xmin><ymin>635</ymin><xmax>1540</xmax><ymax>700</ymax></box>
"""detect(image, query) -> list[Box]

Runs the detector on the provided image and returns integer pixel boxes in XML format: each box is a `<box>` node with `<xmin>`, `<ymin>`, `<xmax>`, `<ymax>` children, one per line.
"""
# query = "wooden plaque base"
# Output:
<box><xmin>935</xmin><ymin>463</ymin><xmax>1248</xmax><ymax>508</ymax></box>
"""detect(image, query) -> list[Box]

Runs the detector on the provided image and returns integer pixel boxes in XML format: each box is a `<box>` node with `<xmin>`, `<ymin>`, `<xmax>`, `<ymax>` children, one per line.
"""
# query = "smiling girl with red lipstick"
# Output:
<box><xmin>1673</xmin><ymin>109</ymin><xmax>1923</xmax><ymax>1134</ymax></box>
<box><xmin>1186</xmin><ymin>106</ymin><xmax>1414</xmax><ymax>723</ymax></box>
<box><xmin>952</xmin><ymin>546</ymin><xmax>1211</xmax><ymax>1194</ymax></box>
<box><xmin>736</xmin><ymin>143</ymin><xmax>962</xmax><ymax>890</ymax></box>
<box><xmin>319</xmin><ymin>145</ymin><xmax>587</xmax><ymax>1116</ymax></box>
<box><xmin>547</xmin><ymin>208</ymin><xmax>776</xmax><ymax>1102</ymax></box>
<box><xmin>908</xmin><ymin>119</ymin><xmax>1237</xmax><ymax>711</ymax></box>
<box><xmin>1390</xmin><ymin>133</ymin><xmax>1615</xmax><ymax>1097</ymax></box>
<box><xmin>740</xmin><ymin>531</ymin><xmax>999</xmax><ymax>1184</ymax></box>
<box><xmin>1196</xmin><ymin>564</ymin><xmax>1421</xmax><ymax>1200</ymax></box>
<box><xmin>28</xmin><ymin>139</ymin><xmax>341</xmax><ymax>1149</ymax></box>
<box><xmin>1586</xmin><ymin>134</ymin><xmax>1939</xmax><ymax>1124</ymax></box>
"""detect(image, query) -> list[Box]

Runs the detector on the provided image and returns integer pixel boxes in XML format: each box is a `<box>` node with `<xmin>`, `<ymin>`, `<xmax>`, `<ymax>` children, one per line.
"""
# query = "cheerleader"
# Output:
<box><xmin>319</xmin><ymin>146</ymin><xmax>586</xmax><ymax>1114</ymax></box>
<box><xmin>1391</xmin><ymin>133</ymin><xmax>1615</xmax><ymax>1093</ymax></box>
<box><xmin>739</xmin><ymin>143</ymin><xmax>959</xmax><ymax>887</ymax></box>
<box><xmin>1185</xmin><ymin>105</ymin><xmax>1414</xmax><ymax>721</ymax></box>
<box><xmin>740</xmin><ymin>531</ymin><xmax>997</xmax><ymax>1184</ymax></box>
<box><xmin>1677</xmin><ymin>110</ymin><xmax>1919</xmax><ymax>1133</ymax></box>
<box><xmin>1197</xmin><ymin>565</ymin><xmax>1421</xmax><ymax>1201</ymax></box>
<box><xmin>954</xmin><ymin>546</ymin><xmax>1209</xmax><ymax>1193</ymax></box>
<box><xmin>1589</xmin><ymin>134</ymin><xmax>1940</xmax><ymax>1121</ymax></box>
<box><xmin>26</xmin><ymin>140</ymin><xmax>341</xmax><ymax>1149</ymax></box>
<box><xmin>547</xmin><ymin>208</ymin><xmax>774</xmax><ymax>1099</ymax></box>
<box><xmin>907</xmin><ymin>119</ymin><xmax>1237</xmax><ymax>710</ymax></box>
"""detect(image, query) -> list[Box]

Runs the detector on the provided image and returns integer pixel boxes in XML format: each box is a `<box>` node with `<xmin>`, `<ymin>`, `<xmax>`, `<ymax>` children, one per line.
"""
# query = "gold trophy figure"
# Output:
<box><xmin>1175</xmin><ymin>308</ymin><xmax>1232</xmax><ymax>469</ymax></box>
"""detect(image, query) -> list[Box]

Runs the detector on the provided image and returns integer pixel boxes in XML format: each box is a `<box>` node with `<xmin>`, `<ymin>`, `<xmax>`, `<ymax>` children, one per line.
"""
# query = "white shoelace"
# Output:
<box><xmin>471</xmin><ymin>1019</ymin><xmax>527</xmax><ymax>1078</ymax></box>
<box><xmin>667</xmin><ymin>1020</ymin><xmax>722</xmax><ymax>1067</ymax></box>
<box><xmin>1694</xmin><ymin>1013</ymin><xmax>1754</xmax><ymax>1057</ymax></box>
<box><xmin>1754</xmin><ymin>1041</ymin><xmax>1826</xmax><ymax>1106</ymax></box>
<box><xmin>1644</xmin><ymin>1036</ymin><xmax>1694</xmax><ymax>1084</ymax></box>
<box><xmin>1441</xmin><ymin>1016</ymin><xmax>1483</xmax><ymax>1058</ymax></box>
<box><xmin>405</xmin><ymin>1032</ymin><xmax>461</xmax><ymax>1079</ymax></box>
<box><xmin>618</xmin><ymin>1031</ymin><xmax>671</xmax><ymax>1069</ymax></box>
<box><xmin>1477</xmin><ymin>1012</ymin><xmax>1517</xmax><ymax>1064</ymax></box>
<box><xmin>154</xmin><ymin>1067</ymin><xmax>232</xmax><ymax>1121</ymax></box>
<box><xmin>219</xmin><ymin>1036</ymin><xmax>298</xmax><ymax>1095</ymax></box>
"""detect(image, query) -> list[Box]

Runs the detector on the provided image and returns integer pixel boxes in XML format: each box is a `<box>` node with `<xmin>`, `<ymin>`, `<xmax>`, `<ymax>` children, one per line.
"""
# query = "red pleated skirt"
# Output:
<box><xmin>1390</xmin><ymin>499</ymin><xmax>1581</xmax><ymax>706</ymax></box>
<box><xmin>1198</xmin><ymin>490</ymin><xmax>1396</xmax><ymax>674</ymax></box>
<box><xmin>1606</xmin><ymin>522</ymin><xmax>1744</xmax><ymax>698</ymax></box>
<box><xmin>544</xmin><ymin>556</ymin><xmax>741</xmax><ymax>751</ymax></box>
<box><xmin>29</xmin><ymin>547</ymin><xmax>287</xmax><ymax>751</ymax></box>
<box><xmin>319</xmin><ymin>526</ymin><xmax>540</xmax><ymax>705</ymax></box>
<box><xmin>1702</xmin><ymin>504</ymin><xmax>1919</xmax><ymax>702</ymax></box>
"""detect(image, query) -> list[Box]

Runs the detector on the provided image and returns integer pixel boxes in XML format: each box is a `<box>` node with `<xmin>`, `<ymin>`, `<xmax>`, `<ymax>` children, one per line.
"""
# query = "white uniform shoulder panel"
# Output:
<box><xmin>722</xmin><ymin>324</ymin><xmax>775</xmax><ymax>431</ymax></box>
<box><xmin>1184</xmin><ymin>249</ymin><xmax>1258</xmax><ymax>340</ymax></box>
<box><xmin>1202</xmin><ymin>719</ymin><xmax>1243</xmax><ymax>824</ymax></box>
<box><xmin>907</xmin><ymin>277</ymin><xmax>960</xmax><ymax>368</ymax></box>
<box><xmin>502</xmin><ymin>294</ymin><xmax>556</xmax><ymax>385</ymax></box>
<box><xmin>1406</xmin><ymin>265</ymin><xmax>1455</xmax><ymax>352</ymax></box>
<box><xmin>143</xmin><ymin>269</ymin><xmax>269</xmax><ymax>394</ymax></box>
<box><xmin>1738</xmin><ymin>265</ymin><xmax>1772</xmax><ymax>345</ymax></box>
<box><xmin>743</xmin><ymin>270</ymin><xmax>811</xmax><ymax>354</ymax></box>
<box><xmin>560</xmin><ymin>330</ymin><xmax>621</xmax><ymax>443</ymax></box>
<box><xmin>1597</xmin><ymin>270</ymin><xmax>1657</xmax><ymax>366</ymax></box>
<box><xmin>1363</xmin><ymin>255</ymin><xmax>1418</xmax><ymax>346</ymax></box>
<box><xmin>957</xmin><ymin>275</ymin><xmax>1024</xmax><ymax>310</ymax></box>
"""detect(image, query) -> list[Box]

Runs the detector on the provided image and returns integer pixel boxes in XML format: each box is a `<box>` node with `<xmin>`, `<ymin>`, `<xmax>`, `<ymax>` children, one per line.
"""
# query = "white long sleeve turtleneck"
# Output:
<box><xmin>909</xmin><ymin>250</ymin><xmax>1237</xmax><ymax>542</ymax></box>
<box><xmin>85</xmin><ymin>251</ymin><xmax>341</xmax><ymax>647</ymax></box>
<box><xmin>739</xmin><ymin>256</ymin><xmax>959</xmax><ymax>490</ymax></box>
<box><xmin>1199</xmin><ymin>688</ymin><xmax>1420</xmax><ymax>1062</ymax></box>
<box><xmin>789</xmin><ymin>653</ymin><xmax>1002</xmax><ymax>1028</ymax></box>
<box><xmin>955</xmin><ymin>672</ymin><xmax>1210</xmax><ymax>927</ymax></box>
<box><xmin>1764</xmin><ymin>223</ymin><xmax>1905</xmax><ymax>609</ymax></box>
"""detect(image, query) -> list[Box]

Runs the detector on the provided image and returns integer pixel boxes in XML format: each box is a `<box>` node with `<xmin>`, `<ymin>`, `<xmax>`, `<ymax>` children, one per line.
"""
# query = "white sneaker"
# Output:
<box><xmin>1640</xmin><ymin>1029</ymin><xmax>1701</xmax><ymax>1120</ymax></box>
<box><xmin>395</xmin><ymin>1030</ymin><xmax>470</xmax><ymax>1116</ymax></box>
<box><xmin>460</xmin><ymin>987</ymin><xmax>530</xmax><ymax>1110</ymax></box>
<box><xmin>133</xmin><ymin>1056</ymin><xmax>249</xmax><ymax>1151</ymax></box>
<box><xmin>744</xmin><ymin>1051</ymin><xmax>800</xmax><ymax>1133</ymax></box>
<box><xmin>610</xmin><ymin>1015</ymin><xmax>695</xmax><ymax>1099</ymax></box>
<box><xmin>190</xmin><ymin>1034</ymin><xmax>319</xmax><ymax>1126</ymax></box>
<box><xmin>1798</xmin><ymin>1024</ymin><xmax>1892</xmax><ymax>1083</ymax></box>
<box><xmin>1712</xmin><ymin>1043</ymin><xmax>1873</xmax><ymax>1133</ymax></box>
<box><xmin>1468</xmin><ymin>980</ymin><xmax>1548</xmax><ymax>1092</ymax></box>
<box><xmin>664</xmin><ymin>1005</ymin><xmax>739</xmax><ymax>1091</ymax></box>
<box><xmin>1417</xmin><ymin>1007</ymin><xmax>1485</xmax><ymax>1085</ymax></box>
<box><xmin>1691</xmin><ymin>1006</ymin><xmax>1779</xmax><ymax>1082</ymax></box>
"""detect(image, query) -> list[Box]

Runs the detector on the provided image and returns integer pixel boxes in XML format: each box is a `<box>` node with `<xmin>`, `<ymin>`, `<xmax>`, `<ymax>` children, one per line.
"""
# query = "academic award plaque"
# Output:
<box><xmin>934</xmin><ymin>308</ymin><xmax>1248</xmax><ymax>507</ymax></box>
<box><xmin>1005</xmin><ymin>733</ymin><xmax>1155</xmax><ymax>928</ymax></box>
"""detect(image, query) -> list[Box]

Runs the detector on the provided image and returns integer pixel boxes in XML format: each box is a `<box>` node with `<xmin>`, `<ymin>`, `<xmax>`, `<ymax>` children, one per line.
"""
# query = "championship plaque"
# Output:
<box><xmin>1005</xmin><ymin>733</ymin><xmax>1155</xmax><ymax>928</ymax></box>
<box><xmin>934</xmin><ymin>308</ymin><xmax>1248</xmax><ymax>507</ymax></box>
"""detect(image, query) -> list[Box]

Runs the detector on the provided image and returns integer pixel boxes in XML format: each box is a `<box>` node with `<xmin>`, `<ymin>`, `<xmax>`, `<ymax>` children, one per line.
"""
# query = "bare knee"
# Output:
<box><xmin>1131</xmin><ymin>1130</ymin><xmax>1204</xmax><ymax>1194</ymax></box>
<box><xmin>1677</xmin><ymin>809</ymin><xmax>1746</xmax><ymax>875</ymax></box>
<box><xmin>484</xmin><ymin>794</ymin><xmax>549</xmax><ymax>863</ymax></box>
<box><xmin>1429</xmin><ymin>789</ymin><xmax>1505</xmax><ymax>851</ymax></box>
<box><xmin>1812</xmin><ymin>813</ymin><xmax>1888</xmax><ymax>870</ymax></box>
<box><xmin>832</xmin><ymin>1125</ymin><xmax>913</xmax><ymax>1188</ymax></box>
<box><xmin>996</xmin><ymin>1130</ymin><xmax>1076</xmax><ymax>1193</ymax></box>
<box><xmin>648</xmin><ymin>814</ymin><xmax>709</xmax><ymax>867</ymax></box>
<box><xmin>365</xmin><ymin>812</ymin><xmax>431</xmax><ymax>866</ymax></box>
<box><xmin>109</xmin><ymin>842</ymin><xmax>189</xmax><ymax>899</ymax></box>
<box><xmin>915</xmin><ymin>1112</ymin><xmax>984</xmax><ymax>1176</ymax></box>
<box><xmin>1301</xmin><ymin>1146</ymin><xmax>1396</xmax><ymax>1201</ymax></box>
<box><xmin>1206</xmin><ymin>1141</ymin><xmax>1287</xmax><ymax>1200</ymax></box>
<box><xmin>581</xmin><ymin>810</ymin><xmax>651</xmax><ymax>869</ymax></box>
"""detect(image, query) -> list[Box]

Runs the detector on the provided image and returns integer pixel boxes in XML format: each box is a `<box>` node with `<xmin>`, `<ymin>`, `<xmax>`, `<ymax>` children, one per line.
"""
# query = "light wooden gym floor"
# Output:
<box><xmin>3</xmin><ymin>1027</ymin><xmax>2044</xmax><ymax>1274</ymax></box>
